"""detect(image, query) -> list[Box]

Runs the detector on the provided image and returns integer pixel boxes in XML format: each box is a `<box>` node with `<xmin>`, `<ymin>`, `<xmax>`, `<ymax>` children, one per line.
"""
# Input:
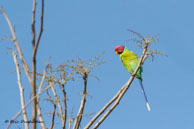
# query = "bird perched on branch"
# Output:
<box><xmin>115</xmin><ymin>45</ymin><xmax>151</xmax><ymax>111</ymax></box>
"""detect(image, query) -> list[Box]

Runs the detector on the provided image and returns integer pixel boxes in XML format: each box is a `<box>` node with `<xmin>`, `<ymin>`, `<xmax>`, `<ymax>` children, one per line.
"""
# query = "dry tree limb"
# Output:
<box><xmin>32</xmin><ymin>0</ymin><xmax>44</xmax><ymax>57</ymax></box>
<box><xmin>1</xmin><ymin>9</ymin><xmax>32</xmax><ymax>84</ymax></box>
<box><xmin>36</xmin><ymin>67</ymin><xmax>47</xmax><ymax>129</ymax></box>
<box><xmin>31</xmin><ymin>0</ymin><xmax>44</xmax><ymax>128</ymax></box>
<box><xmin>37</xmin><ymin>66</ymin><xmax>47</xmax><ymax>102</ymax></box>
<box><xmin>50</xmin><ymin>81</ymin><xmax>65</xmax><ymax>127</ymax></box>
<box><xmin>83</xmin><ymin>85</ymin><xmax>125</xmax><ymax>129</ymax></box>
<box><xmin>31</xmin><ymin>0</ymin><xmax>37</xmax><ymax>128</ymax></box>
<box><xmin>32</xmin><ymin>0</ymin><xmax>36</xmax><ymax>47</ymax></box>
<box><xmin>61</xmin><ymin>84</ymin><xmax>67</xmax><ymax>129</ymax></box>
<box><xmin>50</xmin><ymin>104</ymin><xmax>56</xmax><ymax>129</ymax></box>
<box><xmin>34</xmin><ymin>0</ymin><xmax>44</xmax><ymax>51</ymax></box>
<box><xmin>68</xmin><ymin>106</ymin><xmax>75</xmax><ymax>129</ymax></box>
<box><xmin>46</xmin><ymin>64</ymin><xmax>70</xmax><ymax>128</ymax></box>
<box><xmin>68</xmin><ymin>119</ymin><xmax>72</xmax><ymax>129</ymax></box>
<box><xmin>12</xmin><ymin>51</ymin><xmax>29</xmax><ymax>129</ymax></box>
<box><xmin>73</xmin><ymin>72</ymin><xmax>88</xmax><ymax>129</ymax></box>
<box><xmin>36</xmin><ymin>105</ymin><xmax>46</xmax><ymax>129</ymax></box>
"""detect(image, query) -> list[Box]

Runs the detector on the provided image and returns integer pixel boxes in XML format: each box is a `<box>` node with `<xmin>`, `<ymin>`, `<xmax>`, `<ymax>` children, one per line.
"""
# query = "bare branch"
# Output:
<box><xmin>83</xmin><ymin>86</ymin><xmax>125</xmax><ymax>129</ymax></box>
<box><xmin>73</xmin><ymin>72</ymin><xmax>88</xmax><ymax>129</ymax></box>
<box><xmin>31</xmin><ymin>0</ymin><xmax>44</xmax><ymax>128</ymax></box>
<box><xmin>50</xmin><ymin>81</ymin><xmax>65</xmax><ymax>127</ymax></box>
<box><xmin>34</xmin><ymin>0</ymin><xmax>44</xmax><ymax>54</ymax></box>
<box><xmin>68</xmin><ymin>107</ymin><xmax>74</xmax><ymax>129</ymax></box>
<box><xmin>32</xmin><ymin>0</ymin><xmax>36</xmax><ymax>47</ymax></box>
<box><xmin>36</xmin><ymin>67</ymin><xmax>47</xmax><ymax>129</ymax></box>
<box><xmin>68</xmin><ymin>119</ymin><xmax>72</xmax><ymax>129</ymax></box>
<box><xmin>50</xmin><ymin>104</ymin><xmax>56</xmax><ymax>129</ymax></box>
<box><xmin>1</xmin><ymin>9</ymin><xmax>32</xmax><ymax>84</ymax></box>
<box><xmin>36</xmin><ymin>105</ymin><xmax>46</xmax><ymax>129</ymax></box>
<box><xmin>31</xmin><ymin>0</ymin><xmax>37</xmax><ymax>125</ymax></box>
<box><xmin>37</xmin><ymin>66</ymin><xmax>47</xmax><ymax>102</ymax></box>
<box><xmin>12</xmin><ymin>51</ymin><xmax>29</xmax><ymax>129</ymax></box>
<box><xmin>61</xmin><ymin>84</ymin><xmax>67</xmax><ymax>129</ymax></box>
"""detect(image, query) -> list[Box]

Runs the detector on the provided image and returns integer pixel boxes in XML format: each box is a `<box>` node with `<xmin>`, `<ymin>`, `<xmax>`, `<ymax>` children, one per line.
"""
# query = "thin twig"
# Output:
<box><xmin>68</xmin><ymin>106</ymin><xmax>74</xmax><ymax>129</ymax></box>
<box><xmin>73</xmin><ymin>73</ymin><xmax>88</xmax><ymax>129</ymax></box>
<box><xmin>36</xmin><ymin>105</ymin><xmax>46</xmax><ymax>129</ymax></box>
<box><xmin>37</xmin><ymin>66</ymin><xmax>47</xmax><ymax>102</ymax></box>
<box><xmin>68</xmin><ymin>119</ymin><xmax>72</xmax><ymax>129</ymax></box>
<box><xmin>32</xmin><ymin>0</ymin><xmax>36</xmax><ymax>47</ymax></box>
<box><xmin>142</xmin><ymin>52</ymin><xmax>149</xmax><ymax>63</ymax></box>
<box><xmin>61</xmin><ymin>84</ymin><xmax>67</xmax><ymax>129</ymax></box>
<box><xmin>50</xmin><ymin>104</ymin><xmax>56</xmax><ymax>129</ymax></box>
<box><xmin>12</xmin><ymin>51</ymin><xmax>29</xmax><ymax>129</ymax></box>
<box><xmin>50</xmin><ymin>81</ymin><xmax>65</xmax><ymax>127</ymax></box>
<box><xmin>34</xmin><ymin>0</ymin><xmax>44</xmax><ymax>54</ymax></box>
<box><xmin>37</xmin><ymin>67</ymin><xmax>47</xmax><ymax>129</ymax></box>
<box><xmin>0</xmin><ymin>36</ymin><xmax>12</xmax><ymax>42</ymax></box>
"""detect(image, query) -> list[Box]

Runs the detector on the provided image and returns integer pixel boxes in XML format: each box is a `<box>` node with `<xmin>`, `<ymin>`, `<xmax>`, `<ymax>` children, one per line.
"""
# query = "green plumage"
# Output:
<box><xmin>120</xmin><ymin>47</ymin><xmax>143</xmax><ymax>80</ymax></box>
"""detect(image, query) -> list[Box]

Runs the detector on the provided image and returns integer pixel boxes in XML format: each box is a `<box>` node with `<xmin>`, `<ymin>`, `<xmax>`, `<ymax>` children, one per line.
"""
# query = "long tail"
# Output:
<box><xmin>138</xmin><ymin>79</ymin><xmax>151</xmax><ymax>111</ymax></box>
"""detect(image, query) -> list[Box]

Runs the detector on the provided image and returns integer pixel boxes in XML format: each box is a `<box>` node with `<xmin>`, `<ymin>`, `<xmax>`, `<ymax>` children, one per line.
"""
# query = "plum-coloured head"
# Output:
<box><xmin>115</xmin><ymin>45</ymin><xmax>125</xmax><ymax>55</ymax></box>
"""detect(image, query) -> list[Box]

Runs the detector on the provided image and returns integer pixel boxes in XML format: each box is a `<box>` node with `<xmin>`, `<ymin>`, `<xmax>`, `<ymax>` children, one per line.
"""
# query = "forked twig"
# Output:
<box><xmin>31</xmin><ymin>0</ymin><xmax>44</xmax><ymax>128</ymax></box>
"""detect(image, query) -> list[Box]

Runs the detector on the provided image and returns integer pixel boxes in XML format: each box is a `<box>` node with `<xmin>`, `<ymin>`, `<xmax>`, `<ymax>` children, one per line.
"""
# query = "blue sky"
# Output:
<box><xmin>1</xmin><ymin>0</ymin><xmax>194</xmax><ymax>129</ymax></box>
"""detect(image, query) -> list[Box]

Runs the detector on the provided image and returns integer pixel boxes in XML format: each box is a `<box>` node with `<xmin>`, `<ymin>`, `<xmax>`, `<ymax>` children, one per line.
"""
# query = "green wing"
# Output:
<box><xmin>120</xmin><ymin>50</ymin><xmax>142</xmax><ymax>79</ymax></box>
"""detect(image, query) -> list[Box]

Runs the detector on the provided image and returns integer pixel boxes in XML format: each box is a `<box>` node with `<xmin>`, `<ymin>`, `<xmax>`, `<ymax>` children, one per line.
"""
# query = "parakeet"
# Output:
<box><xmin>115</xmin><ymin>45</ymin><xmax>151</xmax><ymax>111</ymax></box>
